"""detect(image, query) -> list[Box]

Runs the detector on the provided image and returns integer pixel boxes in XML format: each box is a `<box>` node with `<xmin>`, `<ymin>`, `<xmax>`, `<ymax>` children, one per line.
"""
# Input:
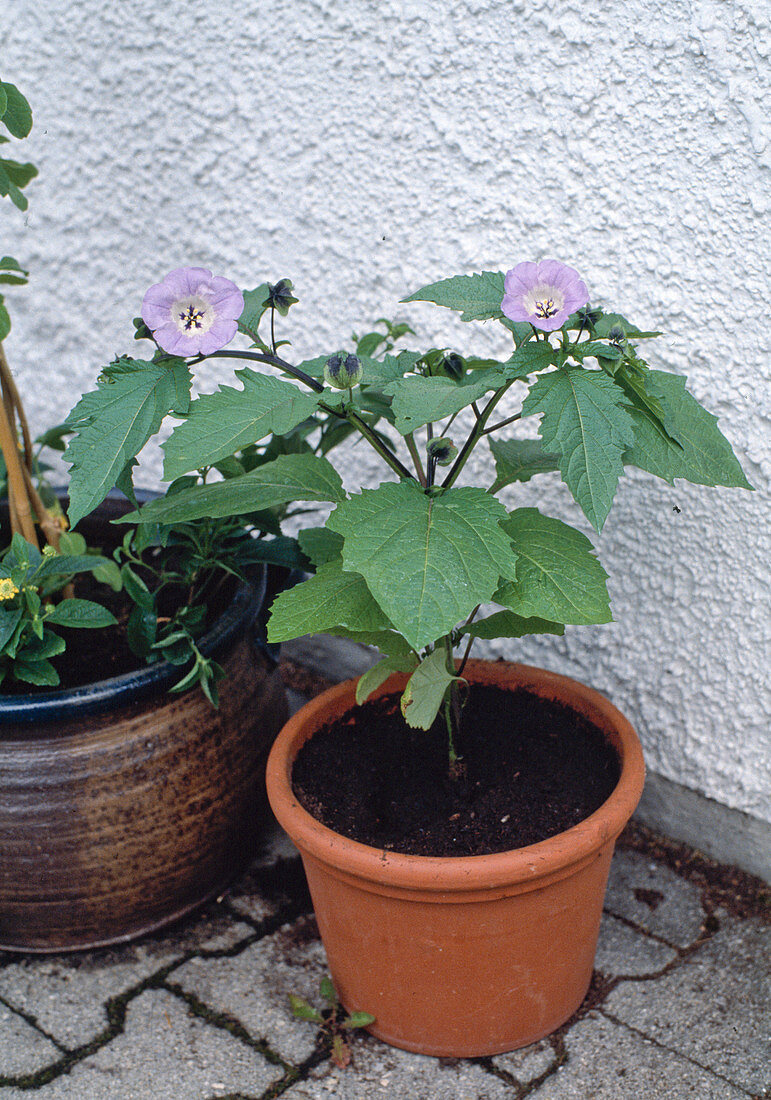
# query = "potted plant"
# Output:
<box><xmin>0</xmin><ymin>85</ymin><xmax>292</xmax><ymax>951</ymax></box>
<box><xmin>111</xmin><ymin>253</ymin><xmax>749</xmax><ymax>1052</ymax></box>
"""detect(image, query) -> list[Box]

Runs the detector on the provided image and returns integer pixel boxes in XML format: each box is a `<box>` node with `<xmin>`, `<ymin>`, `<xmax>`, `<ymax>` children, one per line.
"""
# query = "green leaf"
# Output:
<box><xmin>594</xmin><ymin>313</ymin><xmax>661</xmax><ymax>340</ymax></box>
<box><xmin>327</xmin><ymin>482</ymin><xmax>519</xmax><ymax>651</ymax></box>
<box><xmin>323</xmin><ymin>626</ymin><xmax>416</xmax><ymax>660</ymax></box>
<box><xmin>23</xmin><ymin>630</ymin><xmax>67</xmax><ymax>660</ymax></box>
<box><xmin>126</xmin><ymin>604</ymin><xmax>157</xmax><ymax>656</ymax></box>
<box><xmin>489</xmin><ymin>438</ymin><xmax>560</xmax><ymax>491</ymax></box>
<box><xmin>36</xmin><ymin>553</ymin><xmax>111</xmax><ymax>580</ymax></box>
<box><xmin>0</xmin><ymin>300</ymin><xmax>10</xmax><ymax>341</ymax></box>
<box><xmin>319</xmin><ymin>977</ymin><xmax>338</xmax><ymax>1006</ymax></box>
<box><xmin>267</xmin><ymin>560</ymin><xmax>392</xmax><ymax>642</ymax></box>
<box><xmin>0</xmin><ymin>83</ymin><xmax>33</xmax><ymax>138</ymax></box>
<box><xmin>383</xmin><ymin>372</ymin><xmax>505</xmax><ymax>435</ymax></box>
<box><xmin>120</xmin><ymin>564</ymin><xmax>154</xmax><ymax>610</ymax></box>
<box><xmin>402</xmin><ymin>271</ymin><xmax>506</xmax><ymax>322</ymax></box>
<box><xmin>45</xmin><ymin>598</ymin><xmax>118</xmax><ymax>629</ymax></box>
<box><xmin>400</xmin><ymin>647</ymin><xmax>460</xmax><ymax>730</ymax></box>
<box><xmin>0</xmin><ymin>158</ymin><xmax>37</xmax><ymax>189</ymax></box>
<box><xmin>0</xmin><ymin>606</ymin><xmax>22</xmax><ymax>650</ymax></box>
<box><xmin>355</xmin><ymin>652</ymin><xmax>419</xmax><ymax>705</ymax></box>
<box><xmin>162</xmin><ymin>369</ymin><xmax>321</xmax><ymax>480</ymax></box>
<box><xmin>288</xmin><ymin>995</ymin><xmax>323</xmax><ymax>1024</ymax></box>
<box><xmin>343</xmin><ymin>1011</ymin><xmax>376</xmax><ymax>1030</ymax></box>
<box><xmin>298</xmin><ymin>527</ymin><xmax>344</xmax><ymax>568</ymax></box>
<box><xmin>237</xmin><ymin>284</ymin><xmax>271</xmax><ymax>344</ymax></box>
<box><xmin>91</xmin><ymin>558</ymin><xmax>123</xmax><ymax>592</ymax></box>
<box><xmin>501</xmin><ymin>341</ymin><xmax>556</xmax><ymax>380</ymax></box>
<box><xmin>623</xmin><ymin>370</ymin><xmax>752</xmax><ymax>489</ymax></box>
<box><xmin>461</xmin><ymin>610</ymin><xmax>565</xmax><ymax>639</ymax></box>
<box><xmin>64</xmin><ymin>358</ymin><xmax>192</xmax><ymax>527</ymax></box>
<box><xmin>0</xmin><ymin>86</ymin><xmax>6</xmax><ymax>118</ymax></box>
<box><xmin>495</xmin><ymin>508</ymin><xmax>611</xmax><ymax>625</ymax></box>
<box><xmin>124</xmin><ymin>454</ymin><xmax>344</xmax><ymax>526</ymax></box>
<box><xmin>14</xmin><ymin>658</ymin><xmax>59</xmax><ymax>686</ymax></box>
<box><xmin>522</xmin><ymin>368</ymin><xmax>636</xmax><ymax>531</ymax></box>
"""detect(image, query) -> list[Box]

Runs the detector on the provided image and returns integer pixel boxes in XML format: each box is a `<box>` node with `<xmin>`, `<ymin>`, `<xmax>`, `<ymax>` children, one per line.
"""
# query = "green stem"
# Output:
<box><xmin>404</xmin><ymin>433</ymin><xmax>427</xmax><ymax>485</ymax></box>
<box><xmin>440</xmin><ymin>381</ymin><xmax>515</xmax><ymax>489</ymax></box>
<box><xmin>443</xmin><ymin>636</ymin><xmax>459</xmax><ymax>766</ymax></box>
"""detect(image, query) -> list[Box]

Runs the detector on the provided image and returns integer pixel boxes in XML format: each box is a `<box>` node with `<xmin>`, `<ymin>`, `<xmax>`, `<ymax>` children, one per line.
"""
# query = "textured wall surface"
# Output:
<box><xmin>2</xmin><ymin>0</ymin><xmax>769</xmax><ymax>822</ymax></box>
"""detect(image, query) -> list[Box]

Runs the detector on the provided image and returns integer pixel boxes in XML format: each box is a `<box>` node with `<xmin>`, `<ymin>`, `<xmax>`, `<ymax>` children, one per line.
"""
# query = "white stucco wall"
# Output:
<box><xmin>3</xmin><ymin>0</ymin><xmax>769</xmax><ymax>825</ymax></box>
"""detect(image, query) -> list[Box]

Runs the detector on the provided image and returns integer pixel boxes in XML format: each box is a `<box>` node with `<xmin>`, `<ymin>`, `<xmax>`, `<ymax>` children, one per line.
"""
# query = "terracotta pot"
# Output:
<box><xmin>0</xmin><ymin>497</ymin><xmax>288</xmax><ymax>952</ymax></box>
<box><xmin>266</xmin><ymin>659</ymin><xmax>645</xmax><ymax>1057</ymax></box>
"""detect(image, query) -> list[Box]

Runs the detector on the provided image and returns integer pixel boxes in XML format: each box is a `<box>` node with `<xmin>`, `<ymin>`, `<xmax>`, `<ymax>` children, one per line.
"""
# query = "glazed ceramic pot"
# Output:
<box><xmin>266</xmin><ymin>659</ymin><xmax>645</xmax><ymax>1057</ymax></box>
<box><xmin>0</xmin><ymin>495</ymin><xmax>288</xmax><ymax>952</ymax></box>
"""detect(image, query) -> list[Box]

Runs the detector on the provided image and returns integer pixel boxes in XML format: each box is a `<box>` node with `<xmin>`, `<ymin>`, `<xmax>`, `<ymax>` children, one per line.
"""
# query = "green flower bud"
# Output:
<box><xmin>427</xmin><ymin>437</ymin><xmax>458</xmax><ymax>467</ymax></box>
<box><xmin>442</xmin><ymin>353</ymin><xmax>464</xmax><ymax>381</ymax></box>
<box><xmin>324</xmin><ymin>353</ymin><xmax>363</xmax><ymax>389</ymax></box>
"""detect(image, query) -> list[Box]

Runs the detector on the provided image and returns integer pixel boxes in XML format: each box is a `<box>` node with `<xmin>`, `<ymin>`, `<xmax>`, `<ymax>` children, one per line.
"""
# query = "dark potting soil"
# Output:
<box><xmin>292</xmin><ymin>685</ymin><xmax>621</xmax><ymax>857</ymax></box>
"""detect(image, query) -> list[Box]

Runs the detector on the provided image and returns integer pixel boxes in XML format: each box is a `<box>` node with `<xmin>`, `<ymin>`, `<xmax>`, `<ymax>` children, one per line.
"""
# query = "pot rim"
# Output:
<box><xmin>266</xmin><ymin>659</ymin><xmax>646</xmax><ymax>894</ymax></box>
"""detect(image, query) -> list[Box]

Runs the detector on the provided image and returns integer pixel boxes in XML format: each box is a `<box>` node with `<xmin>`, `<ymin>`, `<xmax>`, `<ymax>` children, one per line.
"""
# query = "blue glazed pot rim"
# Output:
<box><xmin>0</xmin><ymin>567</ymin><xmax>267</xmax><ymax>726</ymax></box>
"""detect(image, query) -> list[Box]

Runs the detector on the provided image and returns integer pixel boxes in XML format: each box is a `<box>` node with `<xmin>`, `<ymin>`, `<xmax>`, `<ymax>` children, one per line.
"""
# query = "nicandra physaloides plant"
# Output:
<box><xmin>63</xmin><ymin>262</ymin><xmax>752</xmax><ymax>767</ymax></box>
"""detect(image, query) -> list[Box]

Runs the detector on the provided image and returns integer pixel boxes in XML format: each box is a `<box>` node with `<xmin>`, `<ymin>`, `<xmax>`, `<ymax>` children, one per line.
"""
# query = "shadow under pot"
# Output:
<box><xmin>0</xmin><ymin>493</ymin><xmax>288</xmax><ymax>952</ymax></box>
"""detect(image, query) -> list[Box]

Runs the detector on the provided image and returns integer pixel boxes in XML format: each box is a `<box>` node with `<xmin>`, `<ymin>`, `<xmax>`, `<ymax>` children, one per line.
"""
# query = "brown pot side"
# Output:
<box><xmin>266</xmin><ymin>659</ymin><xmax>645</xmax><ymax>1056</ymax></box>
<box><xmin>0</xmin><ymin>636</ymin><xmax>288</xmax><ymax>952</ymax></box>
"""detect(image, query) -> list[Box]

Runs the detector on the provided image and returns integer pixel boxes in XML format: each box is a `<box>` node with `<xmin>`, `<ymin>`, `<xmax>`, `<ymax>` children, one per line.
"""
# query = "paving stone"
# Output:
<box><xmin>0</xmin><ymin>1003</ymin><xmax>61</xmax><ymax>1078</ymax></box>
<box><xmin>0</xmin><ymin>989</ymin><xmax>281</xmax><ymax>1099</ymax></box>
<box><xmin>0</xmin><ymin>909</ymin><xmax>253</xmax><ymax>1052</ymax></box>
<box><xmin>594</xmin><ymin>912</ymin><xmax>677</xmax><ymax>978</ymax></box>
<box><xmin>492</xmin><ymin>1037</ymin><xmax>557</xmax><ymax>1083</ymax></box>
<box><xmin>173</xmin><ymin>913</ymin><xmax>329</xmax><ymax>1066</ymax></box>
<box><xmin>530</xmin><ymin>1011</ymin><xmax>747</xmax><ymax>1098</ymax></box>
<box><xmin>604</xmin><ymin>848</ymin><xmax>705</xmax><ymax>947</ymax></box>
<box><xmin>286</xmin><ymin>1037</ymin><xmax>514</xmax><ymax>1099</ymax></box>
<box><xmin>604</xmin><ymin>914</ymin><xmax>770</xmax><ymax>1092</ymax></box>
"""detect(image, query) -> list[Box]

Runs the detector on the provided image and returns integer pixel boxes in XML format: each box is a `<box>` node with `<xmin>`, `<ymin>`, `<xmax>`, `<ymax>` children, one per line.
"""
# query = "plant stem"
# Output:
<box><xmin>483</xmin><ymin>410</ymin><xmax>522</xmax><ymax>435</ymax></box>
<box><xmin>404</xmin><ymin>433</ymin><xmax>427</xmax><ymax>485</ymax></box>
<box><xmin>0</xmin><ymin>349</ymin><xmax>37</xmax><ymax>545</ymax></box>
<box><xmin>440</xmin><ymin>381</ymin><xmax>515</xmax><ymax>489</ymax></box>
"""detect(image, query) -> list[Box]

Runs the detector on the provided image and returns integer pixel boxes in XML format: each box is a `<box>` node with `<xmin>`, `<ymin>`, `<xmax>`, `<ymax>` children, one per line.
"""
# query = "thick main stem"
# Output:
<box><xmin>441</xmin><ymin>381</ymin><xmax>515</xmax><ymax>489</ymax></box>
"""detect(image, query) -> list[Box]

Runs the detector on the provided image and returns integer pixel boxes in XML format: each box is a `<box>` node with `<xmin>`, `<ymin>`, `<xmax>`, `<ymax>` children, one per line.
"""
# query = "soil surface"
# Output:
<box><xmin>292</xmin><ymin>685</ymin><xmax>621</xmax><ymax>857</ymax></box>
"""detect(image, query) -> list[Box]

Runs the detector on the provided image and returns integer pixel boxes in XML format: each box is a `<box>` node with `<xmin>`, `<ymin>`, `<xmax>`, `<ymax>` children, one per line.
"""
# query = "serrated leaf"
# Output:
<box><xmin>461</xmin><ymin>610</ymin><xmax>565</xmax><ymax>639</ymax></box>
<box><xmin>383</xmin><ymin>372</ymin><xmax>505</xmax><ymax>435</ymax></box>
<box><xmin>0</xmin><ymin>83</ymin><xmax>32</xmax><ymax>139</ymax></box>
<box><xmin>522</xmin><ymin>368</ymin><xmax>636</xmax><ymax>531</ymax></box>
<box><xmin>327</xmin><ymin>482</ymin><xmax>519</xmax><ymax>651</ymax></box>
<box><xmin>23</xmin><ymin>630</ymin><xmax>67</xmax><ymax>660</ymax></box>
<box><xmin>45</xmin><ymin>598</ymin><xmax>118</xmax><ymax>629</ymax></box>
<box><xmin>324</xmin><ymin>625</ymin><xmax>416</xmax><ymax>660</ymax></box>
<box><xmin>162</xmin><ymin>369</ymin><xmax>321</xmax><ymax>480</ymax></box>
<box><xmin>298</xmin><ymin>527</ymin><xmax>344</xmax><ymax>568</ymax></box>
<box><xmin>489</xmin><ymin>438</ymin><xmax>560</xmax><ymax>492</ymax></box>
<box><xmin>267</xmin><ymin>560</ymin><xmax>392</xmax><ymax>642</ymax></box>
<box><xmin>356</xmin><ymin>653</ymin><xmax>419</xmax><ymax>705</ymax></box>
<box><xmin>288</xmin><ymin>995</ymin><xmax>323</xmax><ymax>1023</ymax></box>
<box><xmin>64</xmin><ymin>358</ymin><xmax>192</xmax><ymax>527</ymax></box>
<box><xmin>501</xmin><ymin>341</ymin><xmax>556</xmax><ymax>380</ymax></box>
<box><xmin>623</xmin><ymin>370</ymin><xmax>752</xmax><ymax>489</ymax></box>
<box><xmin>330</xmin><ymin>1034</ymin><xmax>351</xmax><ymax>1068</ymax></box>
<box><xmin>400</xmin><ymin>647</ymin><xmax>458</xmax><ymax>730</ymax></box>
<box><xmin>402</xmin><ymin>271</ymin><xmax>506</xmax><ymax>322</ymax></box>
<box><xmin>495</xmin><ymin>508</ymin><xmax>611</xmax><ymax>625</ymax></box>
<box><xmin>123</xmin><ymin>454</ymin><xmax>344</xmax><ymax>526</ymax></box>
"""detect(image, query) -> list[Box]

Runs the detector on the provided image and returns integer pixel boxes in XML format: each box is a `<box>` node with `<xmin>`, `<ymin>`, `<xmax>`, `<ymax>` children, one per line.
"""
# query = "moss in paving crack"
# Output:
<box><xmin>473</xmin><ymin>1033</ymin><xmax>567</xmax><ymax>1098</ymax></box>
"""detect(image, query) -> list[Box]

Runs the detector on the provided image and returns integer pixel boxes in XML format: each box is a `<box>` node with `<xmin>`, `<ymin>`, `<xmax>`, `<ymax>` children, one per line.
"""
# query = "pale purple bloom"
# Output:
<box><xmin>141</xmin><ymin>267</ymin><xmax>244</xmax><ymax>356</ymax></box>
<box><xmin>501</xmin><ymin>260</ymin><xmax>589</xmax><ymax>332</ymax></box>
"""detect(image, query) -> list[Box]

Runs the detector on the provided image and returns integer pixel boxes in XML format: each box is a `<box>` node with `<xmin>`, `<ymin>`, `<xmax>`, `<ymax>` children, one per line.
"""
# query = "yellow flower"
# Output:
<box><xmin>0</xmin><ymin>578</ymin><xmax>20</xmax><ymax>601</ymax></box>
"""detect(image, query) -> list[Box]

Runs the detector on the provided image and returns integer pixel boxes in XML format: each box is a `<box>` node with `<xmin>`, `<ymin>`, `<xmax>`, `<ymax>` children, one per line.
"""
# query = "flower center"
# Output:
<box><xmin>534</xmin><ymin>297</ymin><xmax>558</xmax><ymax>319</ymax></box>
<box><xmin>172</xmin><ymin>294</ymin><xmax>214</xmax><ymax>335</ymax></box>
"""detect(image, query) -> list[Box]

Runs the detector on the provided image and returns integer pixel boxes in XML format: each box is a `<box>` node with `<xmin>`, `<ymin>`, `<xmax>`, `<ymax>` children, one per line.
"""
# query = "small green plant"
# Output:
<box><xmin>0</xmin><ymin>534</ymin><xmax>116</xmax><ymax>687</ymax></box>
<box><xmin>289</xmin><ymin>977</ymin><xmax>375</xmax><ymax>1068</ymax></box>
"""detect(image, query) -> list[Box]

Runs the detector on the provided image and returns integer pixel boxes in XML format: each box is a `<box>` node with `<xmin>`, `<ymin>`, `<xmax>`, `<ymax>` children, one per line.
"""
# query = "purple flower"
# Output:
<box><xmin>501</xmin><ymin>260</ymin><xmax>589</xmax><ymax>332</ymax></box>
<box><xmin>141</xmin><ymin>267</ymin><xmax>244</xmax><ymax>356</ymax></box>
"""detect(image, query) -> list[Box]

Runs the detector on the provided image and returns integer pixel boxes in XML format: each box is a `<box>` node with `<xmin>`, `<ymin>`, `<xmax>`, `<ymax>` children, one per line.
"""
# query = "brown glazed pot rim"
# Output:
<box><xmin>266</xmin><ymin>659</ymin><xmax>646</xmax><ymax>895</ymax></box>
